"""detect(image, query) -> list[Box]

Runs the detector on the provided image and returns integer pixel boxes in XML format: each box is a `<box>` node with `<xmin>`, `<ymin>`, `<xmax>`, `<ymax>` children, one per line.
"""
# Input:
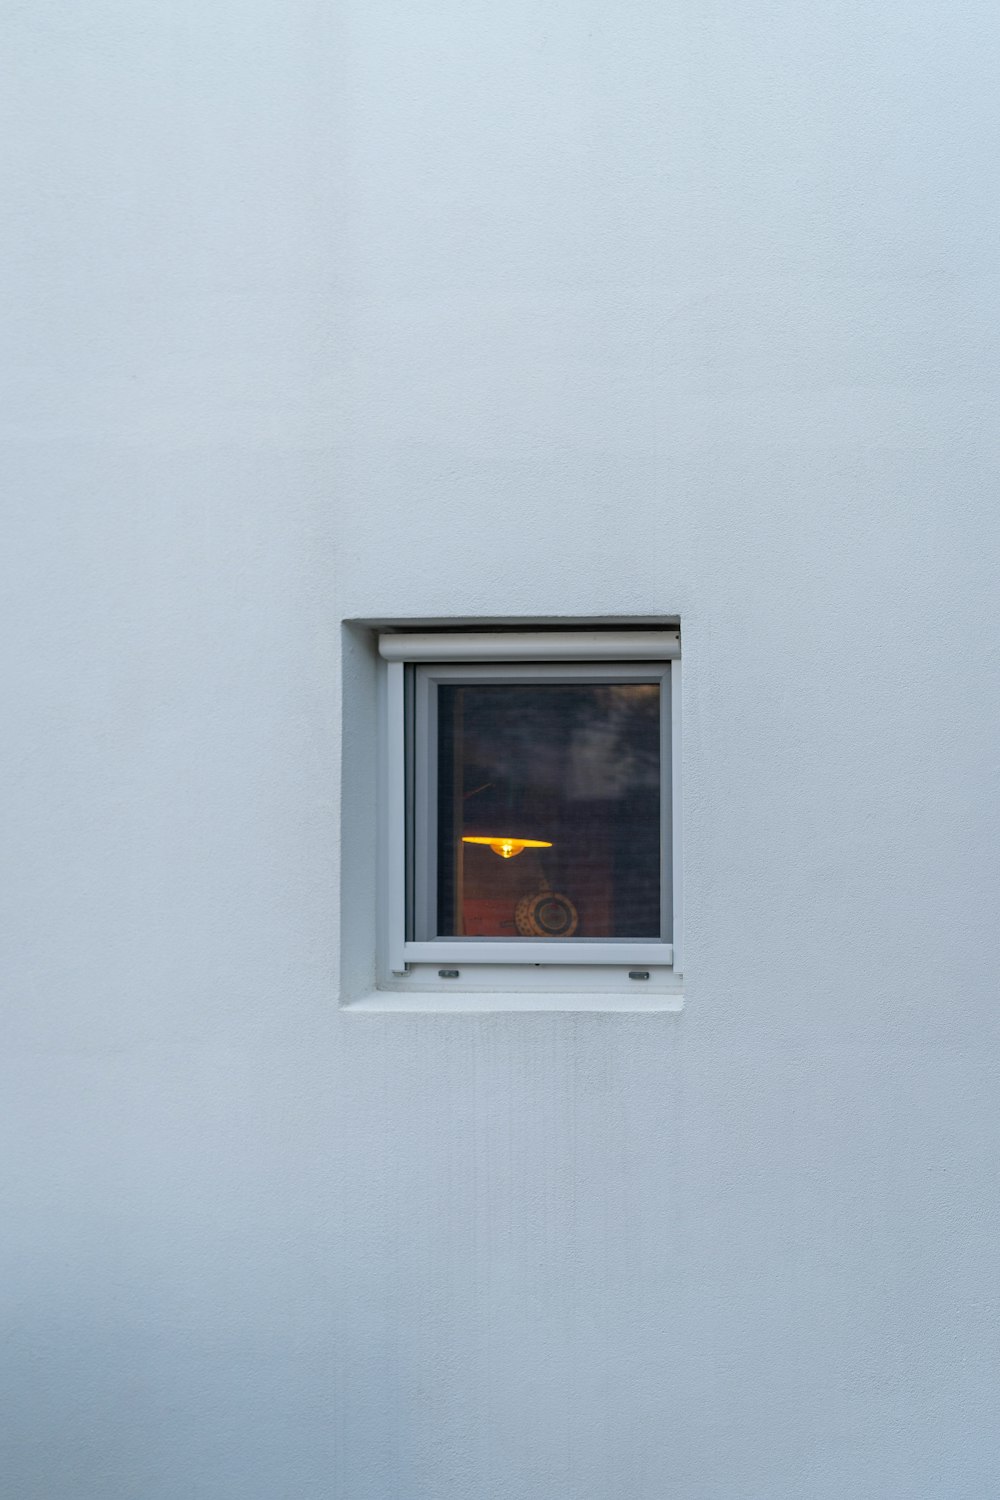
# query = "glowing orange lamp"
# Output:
<box><xmin>462</xmin><ymin>835</ymin><xmax>553</xmax><ymax>860</ymax></box>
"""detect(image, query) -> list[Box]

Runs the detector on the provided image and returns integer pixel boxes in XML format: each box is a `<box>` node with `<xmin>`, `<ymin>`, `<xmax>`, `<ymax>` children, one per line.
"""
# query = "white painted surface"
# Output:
<box><xmin>3</xmin><ymin>2</ymin><xmax>999</xmax><ymax>1497</ymax></box>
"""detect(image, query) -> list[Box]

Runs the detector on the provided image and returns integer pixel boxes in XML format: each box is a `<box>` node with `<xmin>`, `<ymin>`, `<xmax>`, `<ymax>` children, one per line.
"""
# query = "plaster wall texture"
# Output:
<box><xmin>3</xmin><ymin>2</ymin><xmax>999</xmax><ymax>1497</ymax></box>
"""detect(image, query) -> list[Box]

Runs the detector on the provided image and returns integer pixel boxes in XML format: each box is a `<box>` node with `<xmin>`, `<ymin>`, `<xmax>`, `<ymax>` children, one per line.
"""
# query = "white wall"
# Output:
<box><xmin>4</xmin><ymin>2</ymin><xmax>999</xmax><ymax>1495</ymax></box>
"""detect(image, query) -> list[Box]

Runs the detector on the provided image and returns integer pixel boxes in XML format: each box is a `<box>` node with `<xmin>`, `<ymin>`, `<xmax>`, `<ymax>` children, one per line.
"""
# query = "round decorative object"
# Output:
<box><xmin>514</xmin><ymin>891</ymin><xmax>579</xmax><ymax>938</ymax></box>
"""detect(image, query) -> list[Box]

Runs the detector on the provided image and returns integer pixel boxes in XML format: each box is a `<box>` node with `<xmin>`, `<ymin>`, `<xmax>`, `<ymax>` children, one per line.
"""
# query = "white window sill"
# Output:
<box><xmin>341</xmin><ymin>989</ymin><xmax>684</xmax><ymax>1014</ymax></box>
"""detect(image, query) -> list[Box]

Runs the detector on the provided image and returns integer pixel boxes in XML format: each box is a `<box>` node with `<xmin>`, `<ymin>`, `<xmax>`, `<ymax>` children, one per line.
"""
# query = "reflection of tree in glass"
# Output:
<box><xmin>457</xmin><ymin>684</ymin><xmax>659</xmax><ymax>801</ymax></box>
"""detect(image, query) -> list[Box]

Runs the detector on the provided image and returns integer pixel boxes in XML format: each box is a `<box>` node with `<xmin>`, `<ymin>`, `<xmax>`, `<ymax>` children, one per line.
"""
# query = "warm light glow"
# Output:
<box><xmin>462</xmin><ymin>835</ymin><xmax>553</xmax><ymax>860</ymax></box>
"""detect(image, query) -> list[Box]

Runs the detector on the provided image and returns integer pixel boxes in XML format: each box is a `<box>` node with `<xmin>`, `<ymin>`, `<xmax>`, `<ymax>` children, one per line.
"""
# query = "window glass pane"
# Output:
<box><xmin>436</xmin><ymin>682</ymin><xmax>660</xmax><ymax>938</ymax></box>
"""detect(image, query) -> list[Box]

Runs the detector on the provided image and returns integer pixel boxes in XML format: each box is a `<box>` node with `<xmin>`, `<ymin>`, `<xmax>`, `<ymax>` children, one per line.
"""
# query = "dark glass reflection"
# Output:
<box><xmin>437</xmin><ymin>682</ymin><xmax>660</xmax><ymax>938</ymax></box>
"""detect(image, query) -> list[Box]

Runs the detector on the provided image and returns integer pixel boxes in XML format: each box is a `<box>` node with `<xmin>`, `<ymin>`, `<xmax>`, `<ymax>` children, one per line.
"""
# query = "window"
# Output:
<box><xmin>379</xmin><ymin>629</ymin><xmax>681</xmax><ymax>997</ymax></box>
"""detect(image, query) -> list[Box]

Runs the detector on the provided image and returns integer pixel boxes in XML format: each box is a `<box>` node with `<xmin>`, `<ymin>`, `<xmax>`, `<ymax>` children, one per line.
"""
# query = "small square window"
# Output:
<box><xmin>378</xmin><ymin>629</ymin><xmax>681</xmax><ymax>997</ymax></box>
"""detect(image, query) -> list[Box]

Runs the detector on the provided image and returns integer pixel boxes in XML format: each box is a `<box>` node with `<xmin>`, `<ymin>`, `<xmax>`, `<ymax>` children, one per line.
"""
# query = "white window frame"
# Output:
<box><xmin>378</xmin><ymin>629</ymin><xmax>682</xmax><ymax>992</ymax></box>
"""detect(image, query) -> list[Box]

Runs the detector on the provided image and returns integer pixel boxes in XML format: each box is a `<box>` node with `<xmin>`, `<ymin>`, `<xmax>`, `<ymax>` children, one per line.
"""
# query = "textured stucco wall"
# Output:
<box><xmin>3</xmin><ymin>3</ymin><xmax>999</xmax><ymax>1496</ymax></box>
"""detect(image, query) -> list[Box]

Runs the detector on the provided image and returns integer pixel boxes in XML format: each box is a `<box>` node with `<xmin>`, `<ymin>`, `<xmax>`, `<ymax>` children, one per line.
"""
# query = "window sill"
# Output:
<box><xmin>341</xmin><ymin>989</ymin><xmax>684</xmax><ymax>1014</ymax></box>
